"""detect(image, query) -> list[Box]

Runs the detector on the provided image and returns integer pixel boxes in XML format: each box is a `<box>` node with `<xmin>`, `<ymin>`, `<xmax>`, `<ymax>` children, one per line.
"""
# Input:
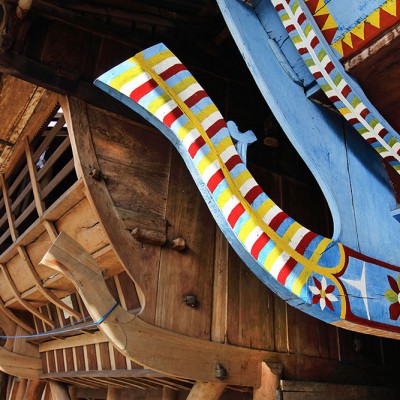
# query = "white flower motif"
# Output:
<box><xmin>309</xmin><ymin>276</ymin><xmax>338</xmax><ymax>311</ymax></box>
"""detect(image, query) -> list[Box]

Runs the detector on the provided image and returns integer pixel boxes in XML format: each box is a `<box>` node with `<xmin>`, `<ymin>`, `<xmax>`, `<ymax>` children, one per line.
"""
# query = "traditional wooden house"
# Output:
<box><xmin>0</xmin><ymin>1</ymin><xmax>399</xmax><ymax>399</ymax></box>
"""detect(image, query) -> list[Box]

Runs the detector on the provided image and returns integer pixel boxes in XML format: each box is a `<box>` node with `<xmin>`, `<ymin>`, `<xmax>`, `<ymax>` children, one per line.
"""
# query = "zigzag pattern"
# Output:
<box><xmin>273</xmin><ymin>0</ymin><xmax>400</xmax><ymax>172</ymax></box>
<box><xmin>305</xmin><ymin>0</ymin><xmax>338</xmax><ymax>44</ymax></box>
<box><xmin>332</xmin><ymin>0</ymin><xmax>399</xmax><ymax>57</ymax></box>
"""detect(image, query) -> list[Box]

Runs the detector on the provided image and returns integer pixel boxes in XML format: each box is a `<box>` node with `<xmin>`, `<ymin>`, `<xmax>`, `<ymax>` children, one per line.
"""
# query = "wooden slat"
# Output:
<box><xmin>186</xmin><ymin>382</ymin><xmax>225</xmax><ymax>400</ymax></box>
<box><xmin>25</xmin><ymin>137</ymin><xmax>45</xmax><ymax>217</ymax></box>
<box><xmin>17</xmin><ymin>245</ymin><xmax>82</xmax><ymax>319</ymax></box>
<box><xmin>0</xmin><ymin>174</ymin><xmax>17</xmax><ymax>241</ymax></box>
<box><xmin>41</xmin><ymin>158</ymin><xmax>75</xmax><ymax>200</ymax></box>
<box><xmin>0</xmin><ymin>264</ymin><xmax>54</xmax><ymax>328</ymax></box>
<box><xmin>37</xmin><ymin>136</ymin><xmax>71</xmax><ymax>182</ymax></box>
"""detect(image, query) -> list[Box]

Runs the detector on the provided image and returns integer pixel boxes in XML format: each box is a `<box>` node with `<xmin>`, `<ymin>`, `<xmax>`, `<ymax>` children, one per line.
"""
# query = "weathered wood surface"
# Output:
<box><xmin>253</xmin><ymin>362</ymin><xmax>280</xmax><ymax>400</ymax></box>
<box><xmin>0</xmin><ymin>347</ymin><xmax>42</xmax><ymax>380</ymax></box>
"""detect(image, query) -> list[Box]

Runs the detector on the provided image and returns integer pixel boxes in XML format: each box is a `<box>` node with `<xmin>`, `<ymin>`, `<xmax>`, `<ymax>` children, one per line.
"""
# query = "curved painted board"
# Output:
<box><xmin>95</xmin><ymin>44</ymin><xmax>400</xmax><ymax>338</ymax></box>
<box><xmin>271</xmin><ymin>0</ymin><xmax>400</xmax><ymax>173</ymax></box>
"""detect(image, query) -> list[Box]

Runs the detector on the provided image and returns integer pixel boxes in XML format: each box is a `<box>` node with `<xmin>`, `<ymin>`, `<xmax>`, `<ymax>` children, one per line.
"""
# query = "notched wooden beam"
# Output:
<box><xmin>40</xmin><ymin>232</ymin><xmax>265</xmax><ymax>387</ymax></box>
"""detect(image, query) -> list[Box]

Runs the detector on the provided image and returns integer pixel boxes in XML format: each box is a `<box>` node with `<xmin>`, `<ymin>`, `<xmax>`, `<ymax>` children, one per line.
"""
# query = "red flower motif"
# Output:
<box><xmin>385</xmin><ymin>275</ymin><xmax>400</xmax><ymax>320</ymax></box>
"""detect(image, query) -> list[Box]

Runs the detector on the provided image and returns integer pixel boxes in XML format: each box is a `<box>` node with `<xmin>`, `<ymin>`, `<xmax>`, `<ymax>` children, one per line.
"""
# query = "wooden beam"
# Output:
<box><xmin>0</xmin><ymin>346</ymin><xmax>42</xmax><ymax>380</ymax></box>
<box><xmin>253</xmin><ymin>362</ymin><xmax>281</xmax><ymax>400</ymax></box>
<box><xmin>23</xmin><ymin>380</ymin><xmax>46</xmax><ymax>400</ymax></box>
<box><xmin>40</xmin><ymin>232</ymin><xmax>264</xmax><ymax>387</ymax></box>
<box><xmin>49</xmin><ymin>381</ymin><xmax>71</xmax><ymax>400</ymax></box>
<box><xmin>0</xmin><ymin>263</ymin><xmax>55</xmax><ymax>328</ymax></box>
<box><xmin>17</xmin><ymin>246</ymin><xmax>82</xmax><ymax>320</ymax></box>
<box><xmin>186</xmin><ymin>382</ymin><xmax>225</xmax><ymax>400</ymax></box>
<box><xmin>162</xmin><ymin>387</ymin><xmax>179</xmax><ymax>400</ymax></box>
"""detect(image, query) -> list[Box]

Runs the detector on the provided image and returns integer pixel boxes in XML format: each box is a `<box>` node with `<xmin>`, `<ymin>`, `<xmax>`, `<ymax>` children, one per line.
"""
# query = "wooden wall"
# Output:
<box><xmin>87</xmin><ymin>104</ymin><xmax>399</xmax><ymax>378</ymax></box>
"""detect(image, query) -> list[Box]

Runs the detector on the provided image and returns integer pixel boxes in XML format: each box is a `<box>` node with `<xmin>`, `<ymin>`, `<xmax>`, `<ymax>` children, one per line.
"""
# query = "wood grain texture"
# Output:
<box><xmin>186</xmin><ymin>382</ymin><xmax>225</xmax><ymax>400</ymax></box>
<box><xmin>156</xmin><ymin>153</ymin><xmax>215</xmax><ymax>339</ymax></box>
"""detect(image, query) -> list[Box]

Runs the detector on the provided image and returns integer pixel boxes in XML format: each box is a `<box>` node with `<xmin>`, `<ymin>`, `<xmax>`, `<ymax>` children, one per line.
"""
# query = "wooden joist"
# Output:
<box><xmin>0</xmin><ymin>346</ymin><xmax>42</xmax><ymax>380</ymax></box>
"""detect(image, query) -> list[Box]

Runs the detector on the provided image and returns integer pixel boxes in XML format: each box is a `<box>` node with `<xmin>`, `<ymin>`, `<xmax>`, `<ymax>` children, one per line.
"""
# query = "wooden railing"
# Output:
<box><xmin>0</xmin><ymin>108</ymin><xmax>77</xmax><ymax>254</ymax></box>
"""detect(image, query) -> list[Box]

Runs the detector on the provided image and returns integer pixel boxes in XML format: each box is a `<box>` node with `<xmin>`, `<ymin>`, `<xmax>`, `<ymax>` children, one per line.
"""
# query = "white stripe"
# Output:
<box><xmin>178</xmin><ymin>83</ymin><xmax>203</xmax><ymax>102</ymax></box>
<box><xmin>289</xmin><ymin>226</ymin><xmax>310</xmax><ymax>249</ymax></box>
<box><xmin>220</xmin><ymin>146</ymin><xmax>238</xmax><ymax>163</ymax></box>
<box><xmin>222</xmin><ymin>195</ymin><xmax>240</xmax><ymax>219</ymax></box>
<box><xmin>202</xmin><ymin>160</ymin><xmax>220</xmax><ymax>183</ymax></box>
<box><xmin>154</xmin><ymin>99</ymin><xmax>176</xmax><ymax>121</ymax></box>
<box><xmin>244</xmin><ymin>226</ymin><xmax>264</xmax><ymax>251</ymax></box>
<box><xmin>270</xmin><ymin>252</ymin><xmax>291</xmax><ymax>279</ymax></box>
<box><xmin>152</xmin><ymin>56</ymin><xmax>181</xmax><ymax>75</ymax></box>
<box><xmin>120</xmin><ymin>72</ymin><xmax>151</xmax><ymax>96</ymax></box>
<box><xmin>239</xmin><ymin>177</ymin><xmax>258</xmax><ymax>197</ymax></box>
<box><xmin>182</xmin><ymin>129</ymin><xmax>200</xmax><ymax>150</ymax></box>
<box><xmin>202</xmin><ymin>111</ymin><xmax>223</xmax><ymax>130</ymax></box>
<box><xmin>262</xmin><ymin>205</ymin><xmax>281</xmax><ymax>225</ymax></box>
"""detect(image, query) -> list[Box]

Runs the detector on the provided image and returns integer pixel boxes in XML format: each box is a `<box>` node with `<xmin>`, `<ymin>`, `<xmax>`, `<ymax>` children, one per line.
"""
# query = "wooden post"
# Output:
<box><xmin>186</xmin><ymin>382</ymin><xmax>226</xmax><ymax>400</ymax></box>
<box><xmin>49</xmin><ymin>381</ymin><xmax>71</xmax><ymax>400</ymax></box>
<box><xmin>162</xmin><ymin>387</ymin><xmax>179</xmax><ymax>400</ymax></box>
<box><xmin>253</xmin><ymin>362</ymin><xmax>281</xmax><ymax>400</ymax></box>
<box><xmin>107</xmin><ymin>387</ymin><xmax>120</xmax><ymax>400</ymax></box>
<box><xmin>14</xmin><ymin>378</ymin><xmax>27</xmax><ymax>400</ymax></box>
<box><xmin>24</xmin><ymin>380</ymin><xmax>46</xmax><ymax>400</ymax></box>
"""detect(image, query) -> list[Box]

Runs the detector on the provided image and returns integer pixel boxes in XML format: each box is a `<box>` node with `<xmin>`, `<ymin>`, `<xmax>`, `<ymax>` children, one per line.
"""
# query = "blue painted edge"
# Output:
<box><xmin>94</xmin><ymin>78</ymin><xmax>339</xmax><ymax>325</ymax></box>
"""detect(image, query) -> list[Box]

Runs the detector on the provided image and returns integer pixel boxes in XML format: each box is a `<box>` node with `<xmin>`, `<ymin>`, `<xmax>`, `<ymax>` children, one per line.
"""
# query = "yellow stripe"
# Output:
<box><xmin>147</xmin><ymin>92</ymin><xmax>171</xmax><ymax>115</ymax></box>
<box><xmin>197</xmin><ymin>154</ymin><xmax>217</xmax><ymax>176</ymax></box>
<box><xmin>216</xmin><ymin>186</ymin><xmax>235</xmax><ymax>210</ymax></box>
<box><xmin>256</xmin><ymin>198</ymin><xmax>275</xmax><ymax>220</ymax></box>
<box><xmin>195</xmin><ymin>104</ymin><xmax>219</xmax><ymax>123</ymax></box>
<box><xmin>172</xmin><ymin>76</ymin><xmax>197</xmax><ymax>97</ymax></box>
<box><xmin>177</xmin><ymin>121</ymin><xmax>195</xmax><ymax>141</ymax></box>
<box><xmin>292</xmin><ymin>268</ymin><xmax>311</xmax><ymax>296</ymax></box>
<box><xmin>233</xmin><ymin>170</ymin><xmax>253</xmax><ymax>190</ymax></box>
<box><xmin>284</xmin><ymin>221</ymin><xmax>304</xmax><ymax>242</ymax></box>
<box><xmin>264</xmin><ymin>246</ymin><xmax>283</xmax><ymax>272</ymax></box>
<box><xmin>215</xmin><ymin>137</ymin><xmax>233</xmax><ymax>157</ymax></box>
<box><xmin>237</xmin><ymin>218</ymin><xmax>258</xmax><ymax>242</ymax></box>
<box><xmin>134</xmin><ymin>50</ymin><xmax>346</xmax><ymax>290</ymax></box>
<box><xmin>109</xmin><ymin>64</ymin><xmax>145</xmax><ymax>91</ymax></box>
<box><xmin>142</xmin><ymin>50</ymin><xmax>174</xmax><ymax>68</ymax></box>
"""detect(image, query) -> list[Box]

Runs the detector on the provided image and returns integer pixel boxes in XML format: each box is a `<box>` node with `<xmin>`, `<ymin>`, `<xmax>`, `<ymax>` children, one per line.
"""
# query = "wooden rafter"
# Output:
<box><xmin>0</xmin><ymin>296</ymin><xmax>34</xmax><ymax>334</ymax></box>
<box><xmin>0</xmin><ymin>263</ymin><xmax>55</xmax><ymax>328</ymax></box>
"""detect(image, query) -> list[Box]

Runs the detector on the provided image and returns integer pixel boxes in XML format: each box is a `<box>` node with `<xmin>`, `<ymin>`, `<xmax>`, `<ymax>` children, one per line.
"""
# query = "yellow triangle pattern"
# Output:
<box><xmin>367</xmin><ymin>8</ymin><xmax>381</xmax><ymax>28</ymax></box>
<box><xmin>332</xmin><ymin>40</ymin><xmax>344</xmax><ymax>56</ymax></box>
<box><xmin>382</xmin><ymin>0</ymin><xmax>397</xmax><ymax>16</ymax></box>
<box><xmin>314</xmin><ymin>0</ymin><xmax>329</xmax><ymax>16</ymax></box>
<box><xmin>322</xmin><ymin>14</ymin><xmax>338</xmax><ymax>31</ymax></box>
<box><xmin>342</xmin><ymin>32</ymin><xmax>353</xmax><ymax>48</ymax></box>
<box><xmin>351</xmin><ymin>22</ymin><xmax>365</xmax><ymax>40</ymax></box>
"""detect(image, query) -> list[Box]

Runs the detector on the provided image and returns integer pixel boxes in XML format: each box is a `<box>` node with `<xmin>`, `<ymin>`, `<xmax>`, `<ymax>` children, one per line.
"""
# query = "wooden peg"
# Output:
<box><xmin>131</xmin><ymin>227</ymin><xmax>167</xmax><ymax>246</ymax></box>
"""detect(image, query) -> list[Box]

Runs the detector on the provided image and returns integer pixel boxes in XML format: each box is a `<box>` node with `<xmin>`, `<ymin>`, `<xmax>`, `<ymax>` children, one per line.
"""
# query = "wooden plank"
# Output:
<box><xmin>49</xmin><ymin>381</ymin><xmax>71</xmax><ymax>400</ymax></box>
<box><xmin>186</xmin><ymin>382</ymin><xmax>225</xmax><ymax>400</ymax></box>
<box><xmin>24</xmin><ymin>137</ymin><xmax>45</xmax><ymax>216</ymax></box>
<box><xmin>0</xmin><ymin>174</ymin><xmax>17</xmax><ymax>241</ymax></box>
<box><xmin>156</xmin><ymin>152</ymin><xmax>215</xmax><ymax>339</ymax></box>
<box><xmin>115</xmin><ymin>207</ymin><xmax>167</xmax><ymax>235</ymax></box>
<box><xmin>253</xmin><ymin>362</ymin><xmax>281</xmax><ymax>400</ymax></box>
<box><xmin>211</xmin><ymin>229</ymin><xmax>229</xmax><ymax>343</ymax></box>
<box><xmin>86</xmin><ymin>344</ymin><xmax>98</xmax><ymax>371</ymax></box>
<box><xmin>113</xmin><ymin>272</ymin><xmax>140</xmax><ymax>312</ymax></box>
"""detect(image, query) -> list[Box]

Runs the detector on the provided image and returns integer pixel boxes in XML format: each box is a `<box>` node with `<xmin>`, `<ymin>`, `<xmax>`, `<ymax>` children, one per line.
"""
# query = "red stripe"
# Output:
<box><xmin>163</xmin><ymin>107</ymin><xmax>183</xmax><ymax>127</ymax></box>
<box><xmin>385</xmin><ymin>156</ymin><xmax>396</xmax><ymax>162</ymax></box>
<box><xmin>360</xmin><ymin>108</ymin><xmax>370</xmax><ymax>119</ymax></box>
<box><xmin>287</xmin><ymin>24</ymin><xmax>296</xmax><ymax>33</ymax></box>
<box><xmin>296</xmin><ymin>231</ymin><xmax>318</xmax><ymax>255</ymax></box>
<box><xmin>313</xmin><ymin>71</ymin><xmax>323</xmax><ymax>79</ymax></box>
<box><xmin>188</xmin><ymin>136</ymin><xmax>205</xmax><ymax>158</ymax></box>
<box><xmin>277</xmin><ymin>257</ymin><xmax>297</xmax><ymax>285</ymax></box>
<box><xmin>251</xmin><ymin>233</ymin><xmax>270</xmax><ymax>259</ymax></box>
<box><xmin>185</xmin><ymin>90</ymin><xmax>208</xmax><ymax>108</ymax></box>
<box><xmin>228</xmin><ymin>203</ymin><xmax>245</xmax><ymax>228</ymax></box>
<box><xmin>348</xmin><ymin>118</ymin><xmax>359</xmax><ymax>125</ymax></box>
<box><xmin>378</xmin><ymin>128</ymin><xmax>388</xmax><ymax>139</ymax></box>
<box><xmin>298</xmin><ymin>47</ymin><xmax>308</xmax><ymax>55</ymax></box>
<box><xmin>244</xmin><ymin>185</ymin><xmax>263</xmax><ymax>205</ymax></box>
<box><xmin>297</xmin><ymin>13</ymin><xmax>306</xmax><ymax>25</ymax></box>
<box><xmin>130</xmin><ymin>79</ymin><xmax>157</xmax><ymax>102</ymax></box>
<box><xmin>206</xmin><ymin>119</ymin><xmax>226</xmax><ymax>139</ymax></box>
<box><xmin>275</xmin><ymin>3</ymin><xmax>284</xmax><ymax>11</ymax></box>
<box><xmin>341</xmin><ymin>85</ymin><xmax>351</xmax><ymax>97</ymax></box>
<box><xmin>367</xmin><ymin>138</ymin><xmax>377</xmax><ymax>144</ymax></box>
<box><xmin>310</xmin><ymin>36</ymin><xmax>319</xmax><ymax>48</ymax></box>
<box><xmin>329</xmin><ymin>95</ymin><xmax>340</xmax><ymax>103</ymax></box>
<box><xmin>269</xmin><ymin>212</ymin><xmax>287</xmax><ymax>231</ymax></box>
<box><xmin>325</xmin><ymin>61</ymin><xmax>334</xmax><ymax>73</ymax></box>
<box><xmin>207</xmin><ymin>169</ymin><xmax>224</xmax><ymax>193</ymax></box>
<box><xmin>225</xmin><ymin>154</ymin><xmax>242</xmax><ymax>171</ymax></box>
<box><xmin>159</xmin><ymin>63</ymin><xmax>187</xmax><ymax>81</ymax></box>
